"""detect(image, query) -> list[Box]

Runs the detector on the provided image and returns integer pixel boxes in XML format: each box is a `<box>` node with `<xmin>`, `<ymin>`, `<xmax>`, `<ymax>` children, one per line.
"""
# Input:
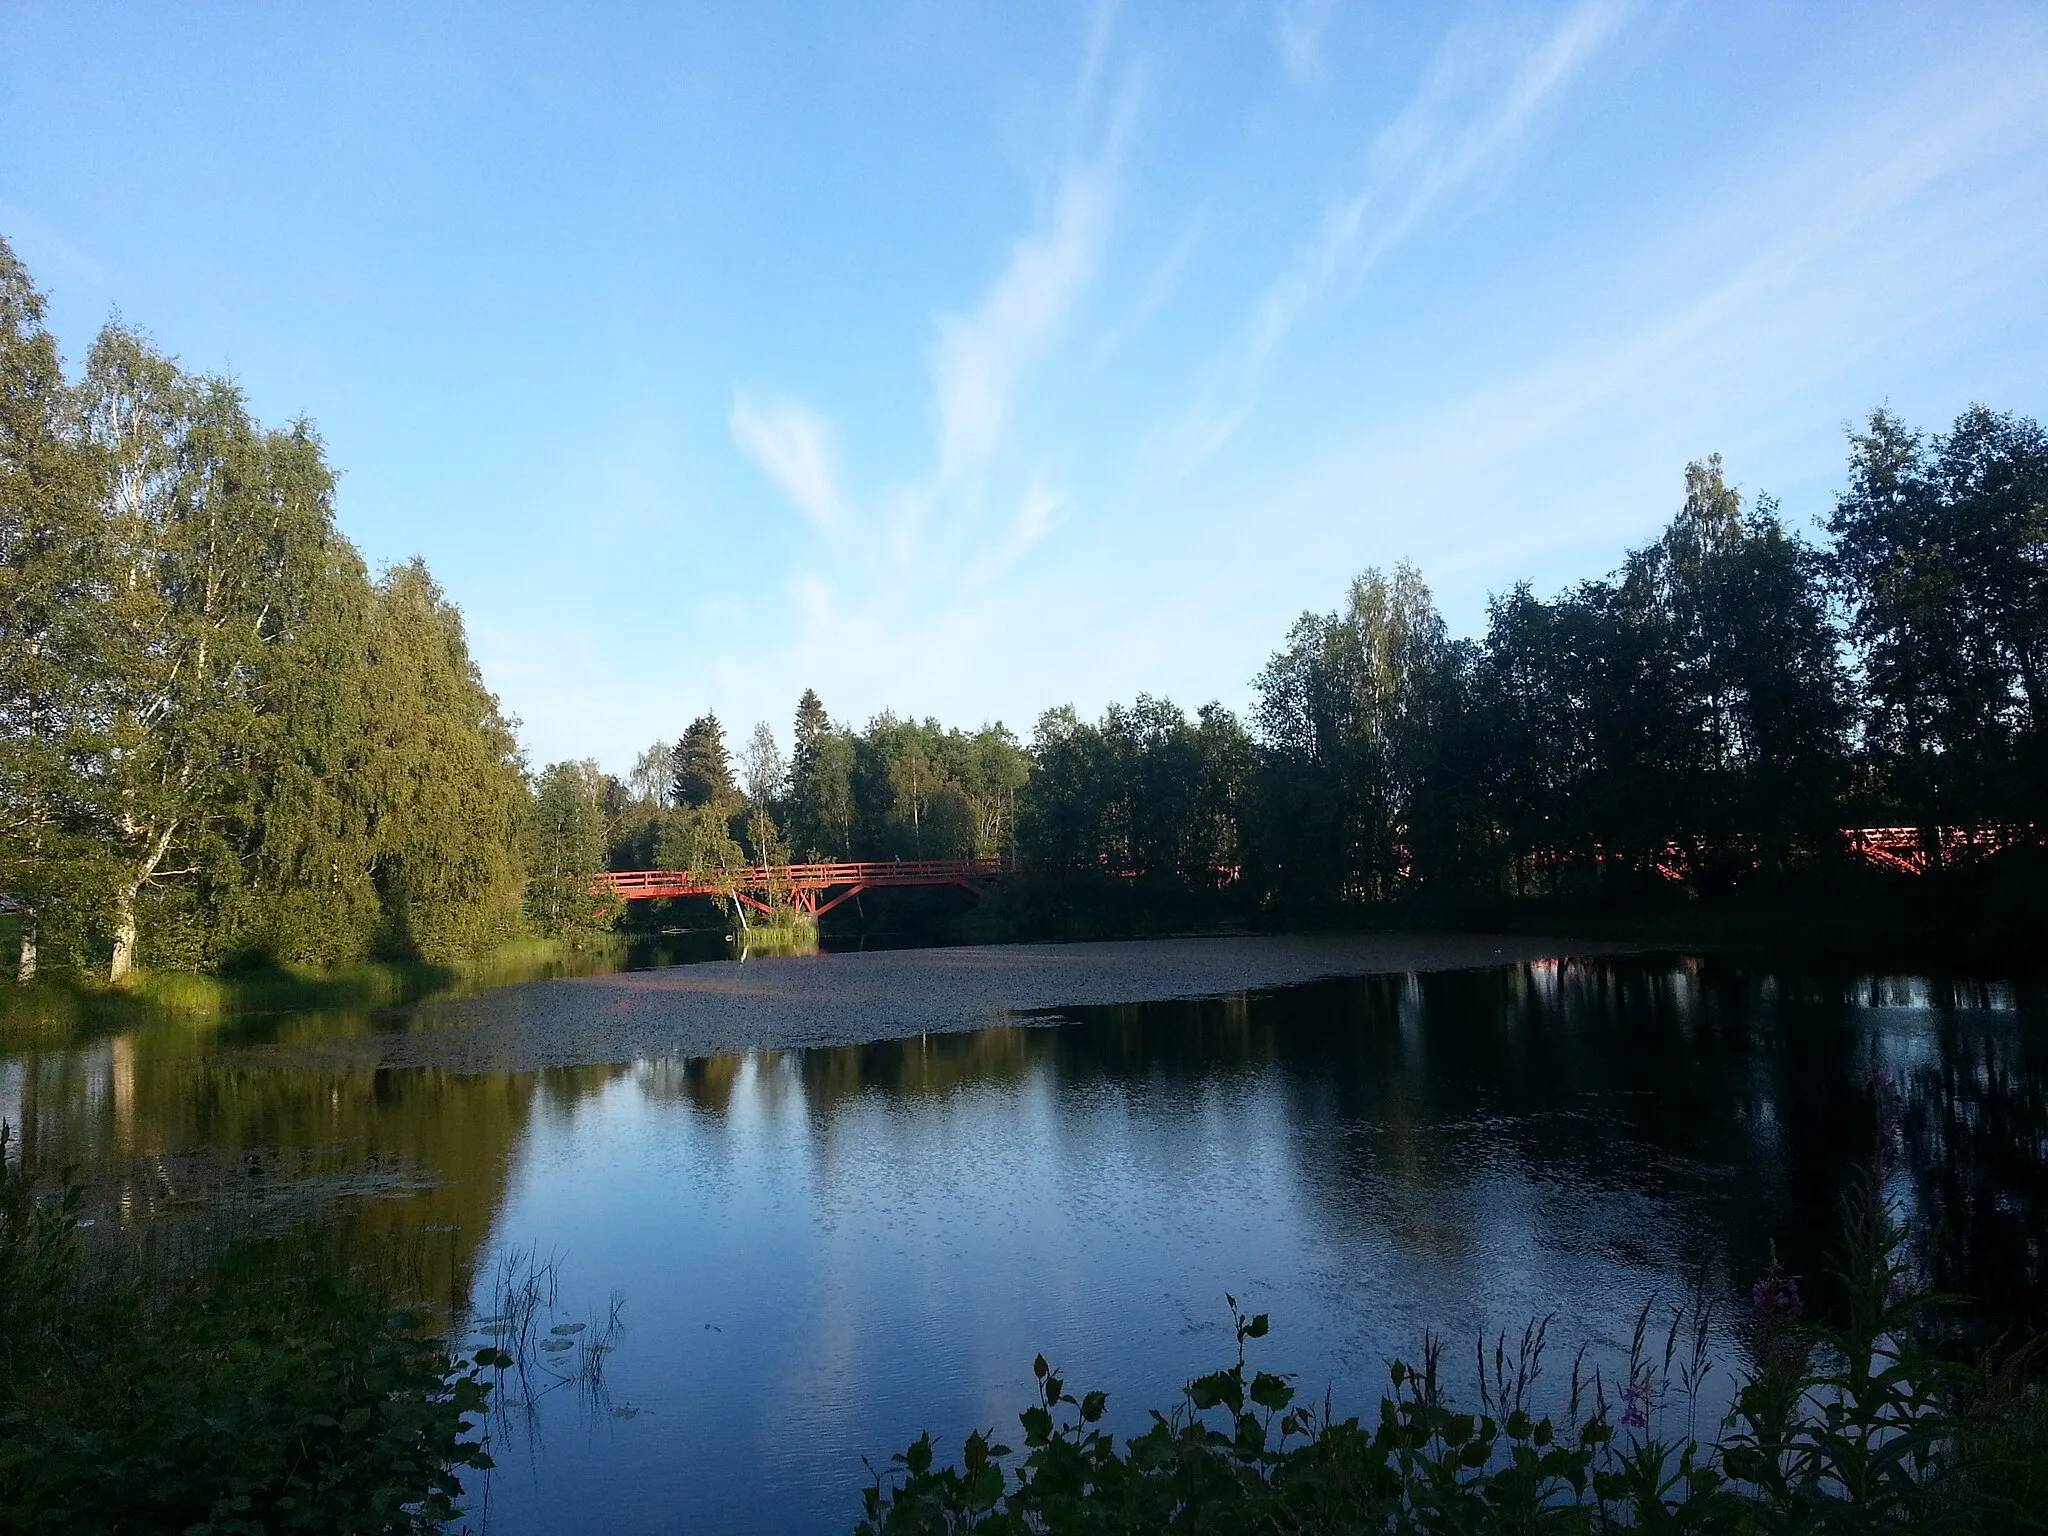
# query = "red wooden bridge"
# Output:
<box><xmin>600</xmin><ymin>858</ymin><xmax>1016</xmax><ymax>918</ymax></box>
<box><xmin>597</xmin><ymin>826</ymin><xmax>2032</xmax><ymax>920</ymax></box>
<box><xmin>1532</xmin><ymin>825</ymin><xmax>2035</xmax><ymax>882</ymax></box>
<box><xmin>1845</xmin><ymin>825</ymin><xmax>2032</xmax><ymax>876</ymax></box>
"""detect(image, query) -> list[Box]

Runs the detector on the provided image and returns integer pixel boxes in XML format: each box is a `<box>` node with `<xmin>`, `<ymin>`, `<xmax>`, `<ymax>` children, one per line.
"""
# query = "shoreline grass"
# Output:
<box><xmin>0</xmin><ymin>933</ymin><xmax>629</xmax><ymax>1051</ymax></box>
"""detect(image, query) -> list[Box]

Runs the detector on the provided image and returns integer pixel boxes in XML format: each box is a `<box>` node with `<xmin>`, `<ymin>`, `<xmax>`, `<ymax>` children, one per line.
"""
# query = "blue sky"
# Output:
<box><xmin>4</xmin><ymin>2</ymin><xmax>2045</xmax><ymax>773</ymax></box>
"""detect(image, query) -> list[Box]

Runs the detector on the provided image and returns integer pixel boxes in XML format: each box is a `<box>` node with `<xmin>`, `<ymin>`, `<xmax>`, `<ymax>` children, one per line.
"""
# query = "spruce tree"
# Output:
<box><xmin>361</xmin><ymin>561</ymin><xmax>527</xmax><ymax>963</ymax></box>
<box><xmin>670</xmin><ymin>714</ymin><xmax>736</xmax><ymax>810</ymax></box>
<box><xmin>788</xmin><ymin>689</ymin><xmax>853</xmax><ymax>858</ymax></box>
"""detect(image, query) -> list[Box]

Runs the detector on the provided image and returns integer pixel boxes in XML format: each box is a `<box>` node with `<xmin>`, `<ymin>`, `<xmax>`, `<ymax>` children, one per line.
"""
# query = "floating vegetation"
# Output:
<box><xmin>0</xmin><ymin>1124</ymin><xmax>497</xmax><ymax>1532</ymax></box>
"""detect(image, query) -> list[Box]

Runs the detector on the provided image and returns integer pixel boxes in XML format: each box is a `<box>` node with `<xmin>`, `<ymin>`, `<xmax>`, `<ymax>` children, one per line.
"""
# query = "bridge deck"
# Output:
<box><xmin>596</xmin><ymin>827</ymin><xmax>2031</xmax><ymax>919</ymax></box>
<box><xmin>600</xmin><ymin>858</ymin><xmax>1016</xmax><ymax>918</ymax></box>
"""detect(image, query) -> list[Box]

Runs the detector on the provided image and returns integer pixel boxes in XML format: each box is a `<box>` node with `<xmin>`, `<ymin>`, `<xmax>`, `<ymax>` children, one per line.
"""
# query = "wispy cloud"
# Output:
<box><xmin>1210</xmin><ymin>22</ymin><xmax>2048</xmax><ymax>609</ymax></box>
<box><xmin>728</xmin><ymin>391</ymin><xmax>848</xmax><ymax>536</ymax></box>
<box><xmin>1275</xmin><ymin>0</ymin><xmax>1336</xmax><ymax>81</ymax></box>
<box><xmin>1165</xmin><ymin>0</ymin><xmax>1632</xmax><ymax>471</ymax></box>
<box><xmin>738</xmin><ymin>19</ymin><xmax>1131</xmax><ymax>597</ymax></box>
<box><xmin>1002</xmin><ymin>479</ymin><xmax>1066</xmax><ymax>565</ymax></box>
<box><xmin>931</xmin><ymin>156</ymin><xmax>1116</xmax><ymax>480</ymax></box>
<box><xmin>707</xmin><ymin>17</ymin><xmax>1134</xmax><ymax>744</ymax></box>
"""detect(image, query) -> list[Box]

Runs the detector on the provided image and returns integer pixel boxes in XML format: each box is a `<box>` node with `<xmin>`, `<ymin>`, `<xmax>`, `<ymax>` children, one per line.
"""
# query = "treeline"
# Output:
<box><xmin>550</xmin><ymin>416</ymin><xmax>2044</xmax><ymax>931</ymax></box>
<box><xmin>1004</xmin><ymin>429</ymin><xmax>2043</xmax><ymax>915</ymax></box>
<box><xmin>10</xmin><ymin>225</ymin><xmax>2043</xmax><ymax>976</ymax></box>
<box><xmin>1</xmin><ymin>238</ymin><xmax>529</xmax><ymax>981</ymax></box>
<box><xmin>1242</xmin><ymin>423</ymin><xmax>2044</xmax><ymax>907</ymax></box>
<box><xmin>616</xmin><ymin>701</ymin><xmax>1029</xmax><ymax>870</ymax></box>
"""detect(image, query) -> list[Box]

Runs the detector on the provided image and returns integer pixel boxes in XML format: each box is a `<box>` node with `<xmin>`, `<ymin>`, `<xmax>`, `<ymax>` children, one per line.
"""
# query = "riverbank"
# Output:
<box><xmin>265</xmin><ymin>931</ymin><xmax>1633</xmax><ymax>1074</ymax></box>
<box><xmin>0</xmin><ymin>1130</ymin><xmax>494</xmax><ymax>1531</ymax></box>
<box><xmin>946</xmin><ymin>856</ymin><xmax>2048</xmax><ymax>970</ymax></box>
<box><xmin>0</xmin><ymin>935</ymin><xmax>632</xmax><ymax>1052</ymax></box>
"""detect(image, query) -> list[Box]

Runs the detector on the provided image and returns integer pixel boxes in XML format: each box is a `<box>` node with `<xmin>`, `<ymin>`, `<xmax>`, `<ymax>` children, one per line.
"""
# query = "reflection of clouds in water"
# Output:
<box><xmin>9</xmin><ymin>956</ymin><xmax>2046</xmax><ymax>1534</ymax></box>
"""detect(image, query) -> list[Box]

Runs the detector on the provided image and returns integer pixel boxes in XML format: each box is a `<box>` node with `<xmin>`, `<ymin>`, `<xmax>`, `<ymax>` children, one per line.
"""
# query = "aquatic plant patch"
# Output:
<box><xmin>858</xmin><ymin>1198</ymin><xmax>2048</xmax><ymax>1534</ymax></box>
<box><xmin>0</xmin><ymin>1127</ymin><xmax>502</xmax><ymax>1534</ymax></box>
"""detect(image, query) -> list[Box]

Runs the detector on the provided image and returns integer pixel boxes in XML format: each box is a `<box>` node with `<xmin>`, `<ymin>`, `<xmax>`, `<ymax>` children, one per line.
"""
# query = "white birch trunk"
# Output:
<box><xmin>108</xmin><ymin>822</ymin><xmax>176</xmax><ymax>984</ymax></box>
<box><xmin>108</xmin><ymin>887</ymin><xmax>140</xmax><ymax>984</ymax></box>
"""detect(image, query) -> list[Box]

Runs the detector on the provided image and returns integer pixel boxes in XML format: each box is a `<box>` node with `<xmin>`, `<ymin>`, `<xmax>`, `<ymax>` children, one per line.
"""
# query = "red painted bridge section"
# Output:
<box><xmin>597</xmin><ymin>826</ymin><xmax>2034</xmax><ymax>920</ymax></box>
<box><xmin>600</xmin><ymin>858</ymin><xmax>1016</xmax><ymax>918</ymax></box>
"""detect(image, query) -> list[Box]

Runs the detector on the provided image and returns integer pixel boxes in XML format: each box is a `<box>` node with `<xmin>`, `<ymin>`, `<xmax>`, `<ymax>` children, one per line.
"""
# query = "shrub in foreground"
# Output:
<box><xmin>860</xmin><ymin>1196</ymin><xmax>2048</xmax><ymax>1534</ymax></box>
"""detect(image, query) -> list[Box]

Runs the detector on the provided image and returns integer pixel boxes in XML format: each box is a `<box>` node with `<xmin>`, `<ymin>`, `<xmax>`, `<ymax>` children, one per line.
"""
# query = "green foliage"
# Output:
<box><xmin>861</xmin><ymin>1294</ymin><xmax>1613</xmax><ymax>1535</ymax></box>
<box><xmin>1022</xmin><ymin>698</ymin><xmax>1251</xmax><ymax>889</ymax></box>
<box><xmin>11</xmin><ymin>217</ymin><xmax>2043</xmax><ymax>959</ymax></box>
<box><xmin>0</xmin><ymin>1126</ymin><xmax>495</xmax><ymax>1532</ymax></box>
<box><xmin>1828</xmin><ymin>406</ymin><xmax>2048</xmax><ymax>830</ymax></box>
<box><xmin>0</xmin><ymin>239</ymin><xmax>108</xmax><ymax>985</ymax></box>
<box><xmin>1456</xmin><ymin>460</ymin><xmax>1853</xmax><ymax>898</ymax></box>
<box><xmin>789</xmin><ymin>689</ymin><xmax>858</xmax><ymax>858</ymax></box>
<box><xmin>741</xmin><ymin>720</ymin><xmax>789</xmax><ymax>808</ymax></box>
<box><xmin>526</xmin><ymin>759</ymin><xmax>620</xmax><ymax>937</ymax></box>
<box><xmin>614</xmin><ymin>693</ymin><xmax>1032</xmax><ymax>875</ymax></box>
<box><xmin>859</xmin><ymin>1210</ymin><xmax>2048</xmax><ymax>1535</ymax></box>
<box><xmin>0</xmin><ymin>238</ymin><xmax>528</xmax><ymax>981</ymax></box>
<box><xmin>1253</xmin><ymin>561</ymin><xmax>1446</xmax><ymax>906</ymax></box>
<box><xmin>359</xmin><ymin>561</ymin><xmax>528</xmax><ymax>963</ymax></box>
<box><xmin>652</xmin><ymin>800</ymin><xmax>750</xmax><ymax>892</ymax></box>
<box><xmin>1006</xmin><ymin>433</ymin><xmax>2043</xmax><ymax>938</ymax></box>
<box><xmin>841</xmin><ymin>711</ymin><xmax>1029</xmax><ymax>863</ymax></box>
<box><xmin>672</xmin><ymin>713</ymin><xmax>740</xmax><ymax>811</ymax></box>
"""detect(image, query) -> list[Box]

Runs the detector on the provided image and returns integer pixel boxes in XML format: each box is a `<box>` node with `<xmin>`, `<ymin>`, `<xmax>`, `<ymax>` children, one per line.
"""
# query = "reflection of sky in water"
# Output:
<box><xmin>476</xmin><ymin>1052</ymin><xmax>1686</xmax><ymax>1533</ymax></box>
<box><xmin>4</xmin><ymin>960</ymin><xmax>2044</xmax><ymax>1535</ymax></box>
<box><xmin>460</xmin><ymin>965</ymin><xmax>2045</xmax><ymax>1534</ymax></box>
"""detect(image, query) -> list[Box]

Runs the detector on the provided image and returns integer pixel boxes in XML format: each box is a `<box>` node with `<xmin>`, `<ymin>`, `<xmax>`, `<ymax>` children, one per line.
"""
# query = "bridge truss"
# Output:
<box><xmin>600</xmin><ymin>857</ymin><xmax>1017</xmax><ymax>918</ymax></box>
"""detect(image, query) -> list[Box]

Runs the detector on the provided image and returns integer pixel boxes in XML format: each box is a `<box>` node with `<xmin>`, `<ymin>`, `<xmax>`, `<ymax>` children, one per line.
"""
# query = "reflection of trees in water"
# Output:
<box><xmin>28</xmin><ymin>958</ymin><xmax>2030</xmax><ymax>1344</ymax></box>
<box><xmin>594</xmin><ymin>960</ymin><xmax>2048</xmax><ymax>1339</ymax></box>
<box><xmin>1897</xmin><ymin>1016</ymin><xmax>2048</xmax><ymax>1338</ymax></box>
<box><xmin>2</xmin><ymin>1024</ymin><xmax>624</xmax><ymax>1320</ymax></box>
<box><xmin>636</xmin><ymin>1053</ymin><xmax>747</xmax><ymax>1113</ymax></box>
<box><xmin>924</xmin><ymin>961</ymin><xmax>2043</xmax><ymax>1338</ymax></box>
<box><xmin>633</xmin><ymin>1024</ymin><xmax>1090</xmax><ymax>1116</ymax></box>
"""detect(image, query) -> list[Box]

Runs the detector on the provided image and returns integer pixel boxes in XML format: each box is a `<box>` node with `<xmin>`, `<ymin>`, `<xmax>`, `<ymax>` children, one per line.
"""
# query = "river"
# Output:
<box><xmin>2</xmin><ymin>943</ymin><xmax>2042</xmax><ymax>1533</ymax></box>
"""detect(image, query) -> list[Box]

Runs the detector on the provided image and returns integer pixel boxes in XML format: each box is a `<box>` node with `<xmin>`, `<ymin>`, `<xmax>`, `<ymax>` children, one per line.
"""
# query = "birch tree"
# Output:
<box><xmin>0</xmin><ymin>238</ymin><xmax>104</xmax><ymax>980</ymax></box>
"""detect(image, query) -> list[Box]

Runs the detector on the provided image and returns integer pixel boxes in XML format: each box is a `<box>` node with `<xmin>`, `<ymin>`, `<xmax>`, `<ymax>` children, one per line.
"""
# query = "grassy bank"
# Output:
<box><xmin>0</xmin><ymin>934</ymin><xmax>629</xmax><ymax>1051</ymax></box>
<box><xmin>0</xmin><ymin>1127</ymin><xmax>499</xmax><ymax>1532</ymax></box>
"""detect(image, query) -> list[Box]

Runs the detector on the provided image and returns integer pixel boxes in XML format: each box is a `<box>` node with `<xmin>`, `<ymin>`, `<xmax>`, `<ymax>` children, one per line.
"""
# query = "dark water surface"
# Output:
<box><xmin>3</xmin><ymin>953</ymin><xmax>2044</xmax><ymax>1533</ymax></box>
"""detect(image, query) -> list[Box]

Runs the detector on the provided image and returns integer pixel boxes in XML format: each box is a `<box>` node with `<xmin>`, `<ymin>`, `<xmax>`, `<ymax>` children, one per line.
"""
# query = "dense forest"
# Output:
<box><xmin>0</xmin><ymin>238</ymin><xmax>528</xmax><ymax>981</ymax></box>
<box><xmin>5</xmin><ymin>233</ymin><xmax>2044</xmax><ymax>982</ymax></box>
<box><xmin>573</xmin><ymin>416</ymin><xmax>2045</xmax><ymax>941</ymax></box>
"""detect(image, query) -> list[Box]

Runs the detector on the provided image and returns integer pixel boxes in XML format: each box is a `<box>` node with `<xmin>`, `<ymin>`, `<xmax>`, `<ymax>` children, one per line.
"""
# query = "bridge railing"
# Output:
<box><xmin>600</xmin><ymin>858</ymin><xmax>1018</xmax><ymax>895</ymax></box>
